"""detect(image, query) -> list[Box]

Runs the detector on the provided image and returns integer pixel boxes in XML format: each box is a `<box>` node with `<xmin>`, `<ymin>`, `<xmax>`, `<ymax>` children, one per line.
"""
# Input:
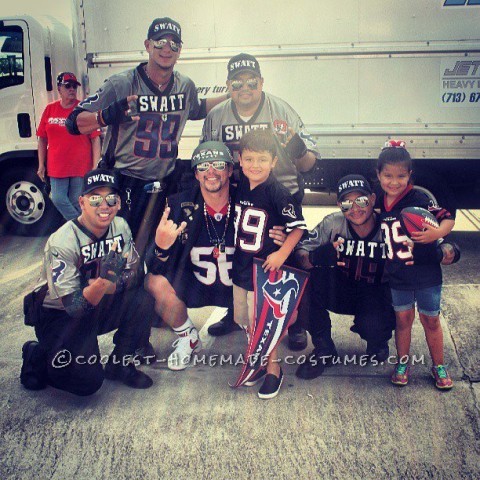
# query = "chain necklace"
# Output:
<box><xmin>144</xmin><ymin>64</ymin><xmax>164</xmax><ymax>90</ymax></box>
<box><xmin>204</xmin><ymin>200</ymin><xmax>231</xmax><ymax>259</ymax></box>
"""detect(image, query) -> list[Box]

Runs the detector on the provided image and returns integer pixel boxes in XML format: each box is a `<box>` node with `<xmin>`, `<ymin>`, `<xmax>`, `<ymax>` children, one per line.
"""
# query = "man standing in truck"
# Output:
<box><xmin>66</xmin><ymin>17</ymin><xmax>227</xmax><ymax>254</ymax></box>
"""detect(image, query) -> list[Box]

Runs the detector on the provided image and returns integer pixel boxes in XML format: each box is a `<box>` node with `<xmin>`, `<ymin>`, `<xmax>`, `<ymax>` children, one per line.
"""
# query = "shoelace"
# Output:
<box><xmin>435</xmin><ymin>365</ymin><xmax>448</xmax><ymax>378</ymax></box>
<box><xmin>396</xmin><ymin>363</ymin><xmax>408</xmax><ymax>375</ymax></box>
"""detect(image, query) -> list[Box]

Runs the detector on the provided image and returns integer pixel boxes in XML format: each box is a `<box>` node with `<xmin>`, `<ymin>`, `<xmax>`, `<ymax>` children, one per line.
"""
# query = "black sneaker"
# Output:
<box><xmin>244</xmin><ymin>369</ymin><xmax>267</xmax><ymax>387</ymax></box>
<box><xmin>104</xmin><ymin>360</ymin><xmax>153</xmax><ymax>389</ymax></box>
<box><xmin>134</xmin><ymin>342</ymin><xmax>157</xmax><ymax>365</ymax></box>
<box><xmin>366</xmin><ymin>342</ymin><xmax>389</xmax><ymax>363</ymax></box>
<box><xmin>207</xmin><ymin>312</ymin><xmax>241</xmax><ymax>337</ymax></box>
<box><xmin>295</xmin><ymin>347</ymin><xmax>338</xmax><ymax>380</ymax></box>
<box><xmin>288</xmin><ymin>329</ymin><xmax>308</xmax><ymax>351</ymax></box>
<box><xmin>20</xmin><ymin>341</ymin><xmax>47</xmax><ymax>391</ymax></box>
<box><xmin>258</xmin><ymin>369</ymin><xmax>284</xmax><ymax>399</ymax></box>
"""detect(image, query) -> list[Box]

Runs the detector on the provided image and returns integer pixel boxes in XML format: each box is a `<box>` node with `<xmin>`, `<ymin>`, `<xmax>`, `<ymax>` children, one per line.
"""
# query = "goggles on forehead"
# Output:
<box><xmin>196</xmin><ymin>161</ymin><xmax>228</xmax><ymax>172</ymax></box>
<box><xmin>151</xmin><ymin>38</ymin><xmax>181</xmax><ymax>52</ymax></box>
<box><xmin>86</xmin><ymin>193</ymin><xmax>119</xmax><ymax>207</ymax></box>
<box><xmin>230</xmin><ymin>78</ymin><xmax>259</xmax><ymax>91</ymax></box>
<box><xmin>339</xmin><ymin>196</ymin><xmax>370</xmax><ymax>212</ymax></box>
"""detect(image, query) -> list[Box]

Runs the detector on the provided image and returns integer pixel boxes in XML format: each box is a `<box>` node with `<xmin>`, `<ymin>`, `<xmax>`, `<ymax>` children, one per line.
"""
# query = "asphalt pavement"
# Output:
<box><xmin>0</xmin><ymin>213</ymin><xmax>479</xmax><ymax>479</ymax></box>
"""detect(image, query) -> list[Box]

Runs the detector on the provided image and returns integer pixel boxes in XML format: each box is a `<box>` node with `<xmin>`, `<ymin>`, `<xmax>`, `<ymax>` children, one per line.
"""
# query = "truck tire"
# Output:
<box><xmin>0</xmin><ymin>167</ymin><xmax>63</xmax><ymax>236</ymax></box>
<box><xmin>413</xmin><ymin>172</ymin><xmax>457</xmax><ymax>213</ymax></box>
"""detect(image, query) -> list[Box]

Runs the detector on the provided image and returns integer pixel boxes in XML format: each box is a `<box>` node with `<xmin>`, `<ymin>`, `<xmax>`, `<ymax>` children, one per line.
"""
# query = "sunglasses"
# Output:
<box><xmin>196</xmin><ymin>161</ymin><xmax>228</xmax><ymax>172</ymax></box>
<box><xmin>86</xmin><ymin>193</ymin><xmax>119</xmax><ymax>207</ymax></box>
<box><xmin>151</xmin><ymin>38</ymin><xmax>181</xmax><ymax>52</ymax></box>
<box><xmin>60</xmin><ymin>83</ymin><xmax>78</xmax><ymax>90</ymax></box>
<box><xmin>339</xmin><ymin>196</ymin><xmax>370</xmax><ymax>212</ymax></box>
<box><xmin>230</xmin><ymin>78</ymin><xmax>259</xmax><ymax>91</ymax></box>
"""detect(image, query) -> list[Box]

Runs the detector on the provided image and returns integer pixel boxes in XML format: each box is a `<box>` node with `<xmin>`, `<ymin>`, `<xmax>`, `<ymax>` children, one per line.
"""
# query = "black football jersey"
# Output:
<box><xmin>233</xmin><ymin>174</ymin><xmax>306</xmax><ymax>290</ymax></box>
<box><xmin>379</xmin><ymin>186</ymin><xmax>454</xmax><ymax>290</ymax></box>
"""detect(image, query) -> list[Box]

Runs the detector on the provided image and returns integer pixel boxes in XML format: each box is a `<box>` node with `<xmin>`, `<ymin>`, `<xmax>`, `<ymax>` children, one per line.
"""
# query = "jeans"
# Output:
<box><xmin>50</xmin><ymin>176</ymin><xmax>83</xmax><ymax>220</ymax></box>
<box><xmin>390</xmin><ymin>284</ymin><xmax>442</xmax><ymax>316</ymax></box>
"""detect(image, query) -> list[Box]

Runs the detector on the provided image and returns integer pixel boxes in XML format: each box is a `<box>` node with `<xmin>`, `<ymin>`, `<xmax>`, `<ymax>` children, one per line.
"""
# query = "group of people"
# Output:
<box><xmin>22</xmin><ymin>16</ymin><xmax>459</xmax><ymax>400</ymax></box>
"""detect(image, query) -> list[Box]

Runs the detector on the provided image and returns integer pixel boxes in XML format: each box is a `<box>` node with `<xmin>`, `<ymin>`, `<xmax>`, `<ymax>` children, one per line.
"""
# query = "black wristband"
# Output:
<box><xmin>154</xmin><ymin>245</ymin><xmax>173</xmax><ymax>258</ymax></box>
<box><xmin>285</xmin><ymin>133</ymin><xmax>308</xmax><ymax>160</ymax></box>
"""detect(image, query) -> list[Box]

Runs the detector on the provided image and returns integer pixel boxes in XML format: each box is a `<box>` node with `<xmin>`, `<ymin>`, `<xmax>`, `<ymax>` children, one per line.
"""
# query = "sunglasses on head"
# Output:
<box><xmin>86</xmin><ymin>193</ymin><xmax>119</xmax><ymax>207</ymax></box>
<box><xmin>151</xmin><ymin>38</ymin><xmax>181</xmax><ymax>52</ymax></box>
<box><xmin>230</xmin><ymin>78</ymin><xmax>259</xmax><ymax>91</ymax></box>
<box><xmin>339</xmin><ymin>196</ymin><xmax>370</xmax><ymax>212</ymax></box>
<box><xmin>196</xmin><ymin>161</ymin><xmax>227</xmax><ymax>172</ymax></box>
<box><xmin>60</xmin><ymin>83</ymin><xmax>78</xmax><ymax>90</ymax></box>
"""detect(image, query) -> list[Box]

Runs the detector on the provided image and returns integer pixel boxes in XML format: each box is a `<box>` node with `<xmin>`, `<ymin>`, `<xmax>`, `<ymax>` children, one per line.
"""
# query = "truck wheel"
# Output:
<box><xmin>0</xmin><ymin>167</ymin><xmax>63</xmax><ymax>236</ymax></box>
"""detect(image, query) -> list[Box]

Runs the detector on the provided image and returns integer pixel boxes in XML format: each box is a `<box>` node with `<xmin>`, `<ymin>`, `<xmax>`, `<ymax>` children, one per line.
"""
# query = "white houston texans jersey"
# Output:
<box><xmin>297</xmin><ymin>212</ymin><xmax>387</xmax><ymax>285</ymax></box>
<box><xmin>77</xmin><ymin>63</ymin><xmax>203</xmax><ymax>181</ymax></box>
<box><xmin>201</xmin><ymin>92</ymin><xmax>320</xmax><ymax>195</ymax></box>
<box><xmin>41</xmin><ymin>217</ymin><xmax>138</xmax><ymax>310</ymax></box>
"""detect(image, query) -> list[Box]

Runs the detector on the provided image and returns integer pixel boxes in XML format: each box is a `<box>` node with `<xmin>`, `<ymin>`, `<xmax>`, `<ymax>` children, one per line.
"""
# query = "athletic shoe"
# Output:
<box><xmin>104</xmin><ymin>360</ymin><xmax>153</xmax><ymax>389</ymax></box>
<box><xmin>431</xmin><ymin>365</ymin><xmax>454</xmax><ymax>390</ymax></box>
<box><xmin>391</xmin><ymin>363</ymin><xmax>409</xmax><ymax>386</ymax></box>
<box><xmin>168</xmin><ymin>329</ymin><xmax>202</xmax><ymax>371</ymax></box>
<box><xmin>288</xmin><ymin>329</ymin><xmax>308</xmax><ymax>351</ymax></box>
<box><xmin>207</xmin><ymin>309</ymin><xmax>241</xmax><ymax>336</ymax></box>
<box><xmin>258</xmin><ymin>369</ymin><xmax>284</xmax><ymax>400</ymax></box>
<box><xmin>20</xmin><ymin>341</ymin><xmax>47</xmax><ymax>391</ymax></box>
<box><xmin>134</xmin><ymin>342</ymin><xmax>157</xmax><ymax>365</ymax></box>
<box><xmin>243</xmin><ymin>369</ymin><xmax>267</xmax><ymax>387</ymax></box>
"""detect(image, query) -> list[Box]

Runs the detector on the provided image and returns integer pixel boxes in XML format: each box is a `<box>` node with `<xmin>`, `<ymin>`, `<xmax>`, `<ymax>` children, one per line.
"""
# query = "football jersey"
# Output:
<box><xmin>297</xmin><ymin>212</ymin><xmax>387</xmax><ymax>285</ymax></box>
<box><xmin>378</xmin><ymin>186</ymin><xmax>454</xmax><ymax>290</ymax></box>
<box><xmin>201</xmin><ymin>92</ymin><xmax>320</xmax><ymax>195</ymax></box>
<box><xmin>77</xmin><ymin>63</ymin><xmax>204</xmax><ymax>181</ymax></box>
<box><xmin>233</xmin><ymin>174</ymin><xmax>307</xmax><ymax>290</ymax></box>
<box><xmin>41</xmin><ymin>217</ymin><xmax>138</xmax><ymax>310</ymax></box>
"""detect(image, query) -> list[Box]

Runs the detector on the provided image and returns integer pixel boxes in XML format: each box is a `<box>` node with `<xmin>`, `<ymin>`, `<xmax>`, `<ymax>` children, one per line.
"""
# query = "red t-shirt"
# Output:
<box><xmin>36</xmin><ymin>99</ymin><xmax>101</xmax><ymax>178</ymax></box>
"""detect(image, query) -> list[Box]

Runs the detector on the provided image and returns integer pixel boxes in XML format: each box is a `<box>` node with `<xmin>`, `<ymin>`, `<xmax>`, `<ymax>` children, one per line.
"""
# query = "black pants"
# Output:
<box><xmin>34</xmin><ymin>287</ymin><xmax>151</xmax><ymax>396</ymax></box>
<box><xmin>302</xmin><ymin>267</ymin><xmax>395</xmax><ymax>349</ymax></box>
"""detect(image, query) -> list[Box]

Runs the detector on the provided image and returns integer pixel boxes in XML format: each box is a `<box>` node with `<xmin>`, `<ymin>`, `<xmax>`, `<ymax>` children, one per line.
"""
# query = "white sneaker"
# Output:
<box><xmin>168</xmin><ymin>329</ymin><xmax>202</xmax><ymax>371</ymax></box>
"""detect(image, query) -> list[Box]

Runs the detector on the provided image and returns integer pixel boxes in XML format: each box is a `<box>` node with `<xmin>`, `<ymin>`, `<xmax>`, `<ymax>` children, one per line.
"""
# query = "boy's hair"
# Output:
<box><xmin>239</xmin><ymin>129</ymin><xmax>277</xmax><ymax>159</ymax></box>
<box><xmin>377</xmin><ymin>142</ymin><xmax>413</xmax><ymax>173</ymax></box>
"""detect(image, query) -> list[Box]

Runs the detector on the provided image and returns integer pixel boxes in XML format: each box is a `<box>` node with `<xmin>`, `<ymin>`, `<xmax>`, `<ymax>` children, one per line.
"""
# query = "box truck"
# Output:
<box><xmin>1</xmin><ymin>0</ymin><xmax>479</xmax><ymax>235</ymax></box>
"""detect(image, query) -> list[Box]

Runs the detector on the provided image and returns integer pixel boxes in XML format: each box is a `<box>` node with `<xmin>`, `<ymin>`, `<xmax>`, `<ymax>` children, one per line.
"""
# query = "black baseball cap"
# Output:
<box><xmin>56</xmin><ymin>72</ymin><xmax>80</xmax><ymax>86</ymax></box>
<box><xmin>191</xmin><ymin>141</ymin><xmax>234</xmax><ymax>169</ymax></box>
<box><xmin>227</xmin><ymin>53</ymin><xmax>261</xmax><ymax>80</ymax></box>
<box><xmin>147</xmin><ymin>17</ymin><xmax>182</xmax><ymax>43</ymax></box>
<box><xmin>82</xmin><ymin>169</ymin><xmax>120</xmax><ymax>195</ymax></box>
<box><xmin>337</xmin><ymin>174</ymin><xmax>372</xmax><ymax>201</ymax></box>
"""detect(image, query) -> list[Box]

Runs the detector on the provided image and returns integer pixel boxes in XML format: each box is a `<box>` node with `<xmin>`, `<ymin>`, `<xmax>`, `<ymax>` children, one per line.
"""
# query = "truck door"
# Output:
<box><xmin>0</xmin><ymin>20</ymin><xmax>35</xmax><ymax>147</ymax></box>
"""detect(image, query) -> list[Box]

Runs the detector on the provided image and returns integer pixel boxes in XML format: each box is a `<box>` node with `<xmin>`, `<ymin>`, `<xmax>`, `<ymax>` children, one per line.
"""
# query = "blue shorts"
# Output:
<box><xmin>390</xmin><ymin>285</ymin><xmax>442</xmax><ymax>317</ymax></box>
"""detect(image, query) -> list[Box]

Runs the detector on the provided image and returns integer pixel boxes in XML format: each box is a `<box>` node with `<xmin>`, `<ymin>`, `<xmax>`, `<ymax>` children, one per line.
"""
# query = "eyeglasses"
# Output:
<box><xmin>339</xmin><ymin>196</ymin><xmax>370</xmax><ymax>212</ymax></box>
<box><xmin>61</xmin><ymin>83</ymin><xmax>78</xmax><ymax>90</ymax></box>
<box><xmin>230</xmin><ymin>78</ymin><xmax>259</xmax><ymax>91</ymax></box>
<box><xmin>86</xmin><ymin>193</ymin><xmax>119</xmax><ymax>207</ymax></box>
<box><xmin>151</xmin><ymin>38</ymin><xmax>181</xmax><ymax>52</ymax></box>
<box><xmin>196</xmin><ymin>161</ymin><xmax>228</xmax><ymax>172</ymax></box>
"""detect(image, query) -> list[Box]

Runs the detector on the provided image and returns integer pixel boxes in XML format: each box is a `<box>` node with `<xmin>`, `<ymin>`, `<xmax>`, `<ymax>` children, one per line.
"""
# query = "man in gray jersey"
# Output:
<box><xmin>67</xmin><ymin>17</ymin><xmax>227</xmax><ymax>254</ymax></box>
<box><xmin>20</xmin><ymin>169</ymin><xmax>153</xmax><ymax>395</ymax></box>
<box><xmin>202</xmin><ymin>53</ymin><xmax>319</xmax><ymax>345</ymax></box>
<box><xmin>294</xmin><ymin>174</ymin><xmax>459</xmax><ymax>380</ymax></box>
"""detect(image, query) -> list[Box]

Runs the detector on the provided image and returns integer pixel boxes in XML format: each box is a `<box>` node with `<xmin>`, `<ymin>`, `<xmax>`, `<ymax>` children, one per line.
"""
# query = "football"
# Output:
<box><xmin>400</xmin><ymin>207</ymin><xmax>439</xmax><ymax>239</ymax></box>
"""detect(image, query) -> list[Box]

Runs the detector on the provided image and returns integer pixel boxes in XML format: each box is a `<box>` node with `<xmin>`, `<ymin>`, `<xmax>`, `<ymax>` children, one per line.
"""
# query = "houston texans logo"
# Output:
<box><xmin>79</xmin><ymin>93</ymin><xmax>100</xmax><ymax>108</ymax></box>
<box><xmin>282</xmin><ymin>204</ymin><xmax>297</xmax><ymax>219</ymax></box>
<box><xmin>51</xmin><ymin>259</ymin><xmax>66</xmax><ymax>284</ymax></box>
<box><xmin>262</xmin><ymin>273</ymin><xmax>300</xmax><ymax>321</ymax></box>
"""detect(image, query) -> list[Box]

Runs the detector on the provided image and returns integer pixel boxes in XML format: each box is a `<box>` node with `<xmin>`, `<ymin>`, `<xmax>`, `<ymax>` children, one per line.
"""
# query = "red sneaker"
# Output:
<box><xmin>391</xmin><ymin>363</ymin><xmax>409</xmax><ymax>386</ymax></box>
<box><xmin>431</xmin><ymin>365</ymin><xmax>453</xmax><ymax>390</ymax></box>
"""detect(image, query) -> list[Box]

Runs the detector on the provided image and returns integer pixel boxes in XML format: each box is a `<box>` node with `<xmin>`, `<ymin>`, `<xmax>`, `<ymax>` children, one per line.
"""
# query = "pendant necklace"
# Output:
<box><xmin>204</xmin><ymin>200</ymin><xmax>230</xmax><ymax>259</ymax></box>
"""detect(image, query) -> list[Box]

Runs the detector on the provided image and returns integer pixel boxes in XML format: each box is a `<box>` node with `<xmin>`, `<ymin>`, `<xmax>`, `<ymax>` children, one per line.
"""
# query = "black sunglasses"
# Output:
<box><xmin>339</xmin><ymin>196</ymin><xmax>370</xmax><ymax>212</ymax></box>
<box><xmin>60</xmin><ymin>83</ymin><xmax>78</xmax><ymax>90</ymax></box>
<box><xmin>230</xmin><ymin>78</ymin><xmax>259</xmax><ymax>91</ymax></box>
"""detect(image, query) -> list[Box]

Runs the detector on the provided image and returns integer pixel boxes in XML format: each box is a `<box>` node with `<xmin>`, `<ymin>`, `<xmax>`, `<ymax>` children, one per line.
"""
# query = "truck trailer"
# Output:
<box><xmin>1</xmin><ymin>0</ymin><xmax>479</xmax><ymax>235</ymax></box>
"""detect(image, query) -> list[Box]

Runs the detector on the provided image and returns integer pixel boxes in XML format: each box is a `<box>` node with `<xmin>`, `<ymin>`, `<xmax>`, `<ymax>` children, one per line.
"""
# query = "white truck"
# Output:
<box><xmin>1</xmin><ymin>0</ymin><xmax>479</xmax><ymax>235</ymax></box>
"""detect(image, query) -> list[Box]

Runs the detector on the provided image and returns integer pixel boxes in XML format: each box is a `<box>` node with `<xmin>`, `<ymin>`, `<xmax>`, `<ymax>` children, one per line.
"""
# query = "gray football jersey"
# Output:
<box><xmin>41</xmin><ymin>217</ymin><xmax>138</xmax><ymax>310</ymax></box>
<box><xmin>77</xmin><ymin>63</ymin><xmax>203</xmax><ymax>181</ymax></box>
<box><xmin>201</xmin><ymin>92</ymin><xmax>320</xmax><ymax>195</ymax></box>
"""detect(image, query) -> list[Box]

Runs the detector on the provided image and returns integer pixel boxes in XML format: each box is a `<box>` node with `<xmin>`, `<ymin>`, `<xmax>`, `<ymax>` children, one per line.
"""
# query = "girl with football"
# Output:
<box><xmin>376</xmin><ymin>140</ymin><xmax>455</xmax><ymax>389</ymax></box>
